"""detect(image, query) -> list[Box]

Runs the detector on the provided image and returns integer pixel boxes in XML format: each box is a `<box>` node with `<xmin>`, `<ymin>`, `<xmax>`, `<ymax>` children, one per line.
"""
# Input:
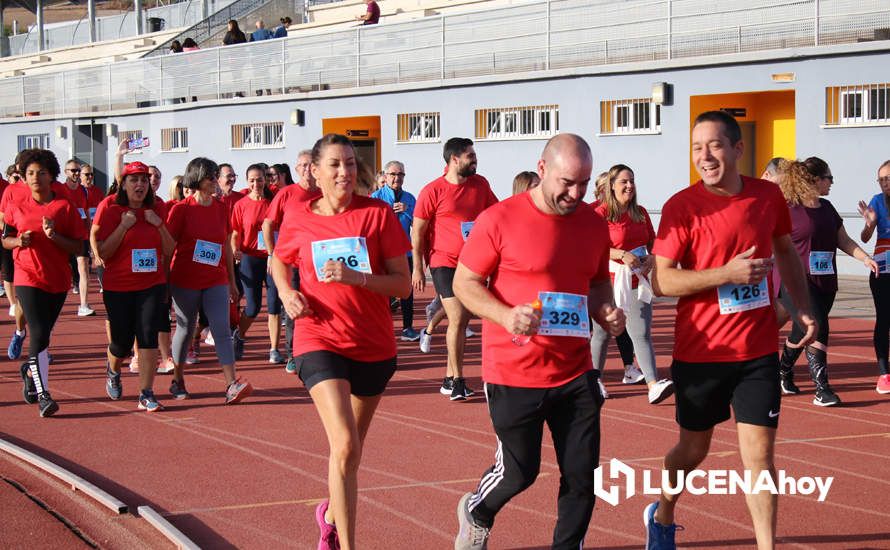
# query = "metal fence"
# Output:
<box><xmin>6</xmin><ymin>0</ymin><xmax>237</xmax><ymax>57</ymax></box>
<box><xmin>1</xmin><ymin>0</ymin><xmax>888</xmax><ymax>119</ymax></box>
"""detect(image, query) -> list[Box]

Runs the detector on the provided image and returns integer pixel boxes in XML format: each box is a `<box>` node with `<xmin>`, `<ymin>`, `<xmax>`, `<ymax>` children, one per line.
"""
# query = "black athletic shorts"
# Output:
<box><xmin>1</xmin><ymin>248</ymin><xmax>13</xmax><ymax>283</ymax></box>
<box><xmin>430</xmin><ymin>266</ymin><xmax>457</xmax><ymax>299</ymax></box>
<box><xmin>671</xmin><ymin>352</ymin><xmax>780</xmax><ymax>431</ymax></box>
<box><xmin>295</xmin><ymin>350</ymin><xmax>396</xmax><ymax>397</ymax></box>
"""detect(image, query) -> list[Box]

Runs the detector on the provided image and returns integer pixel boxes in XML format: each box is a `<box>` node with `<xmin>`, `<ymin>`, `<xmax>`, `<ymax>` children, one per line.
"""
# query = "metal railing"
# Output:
<box><xmin>6</xmin><ymin>0</ymin><xmax>236</xmax><ymax>57</ymax></box>
<box><xmin>1</xmin><ymin>0</ymin><xmax>888</xmax><ymax>119</ymax></box>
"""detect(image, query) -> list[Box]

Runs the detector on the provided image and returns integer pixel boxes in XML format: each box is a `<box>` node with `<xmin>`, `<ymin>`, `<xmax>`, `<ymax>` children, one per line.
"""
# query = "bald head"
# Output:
<box><xmin>542</xmin><ymin>133</ymin><xmax>592</xmax><ymax>168</ymax></box>
<box><xmin>534</xmin><ymin>133</ymin><xmax>593</xmax><ymax>215</ymax></box>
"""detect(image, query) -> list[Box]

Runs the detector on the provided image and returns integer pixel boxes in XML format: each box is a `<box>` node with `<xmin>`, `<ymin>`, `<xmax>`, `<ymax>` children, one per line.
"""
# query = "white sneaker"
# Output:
<box><xmin>419</xmin><ymin>329</ymin><xmax>432</xmax><ymax>353</ymax></box>
<box><xmin>465</xmin><ymin>327</ymin><xmax>476</xmax><ymax>338</ymax></box>
<box><xmin>598</xmin><ymin>377</ymin><xmax>609</xmax><ymax>399</ymax></box>
<box><xmin>8</xmin><ymin>304</ymin><xmax>15</xmax><ymax>317</ymax></box>
<box><xmin>648</xmin><ymin>379</ymin><xmax>675</xmax><ymax>404</ymax></box>
<box><xmin>77</xmin><ymin>305</ymin><xmax>95</xmax><ymax>317</ymax></box>
<box><xmin>202</xmin><ymin>328</ymin><xmax>215</xmax><ymax>346</ymax></box>
<box><xmin>622</xmin><ymin>363</ymin><xmax>645</xmax><ymax>384</ymax></box>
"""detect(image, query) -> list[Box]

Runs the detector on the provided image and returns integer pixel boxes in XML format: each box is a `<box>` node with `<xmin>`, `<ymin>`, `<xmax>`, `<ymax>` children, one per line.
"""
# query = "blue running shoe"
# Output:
<box><xmin>644</xmin><ymin>501</ymin><xmax>680</xmax><ymax>550</ymax></box>
<box><xmin>106</xmin><ymin>366</ymin><xmax>122</xmax><ymax>400</ymax></box>
<box><xmin>8</xmin><ymin>331</ymin><xmax>25</xmax><ymax>360</ymax></box>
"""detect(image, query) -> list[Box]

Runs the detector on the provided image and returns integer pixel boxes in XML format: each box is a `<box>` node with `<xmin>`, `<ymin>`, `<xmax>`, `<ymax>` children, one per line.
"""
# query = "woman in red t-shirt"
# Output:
<box><xmin>166</xmin><ymin>157</ymin><xmax>252</xmax><ymax>405</ymax></box>
<box><xmin>590</xmin><ymin>164</ymin><xmax>674</xmax><ymax>404</ymax></box>
<box><xmin>2</xmin><ymin>149</ymin><xmax>84</xmax><ymax>417</ymax></box>
<box><xmin>230</xmin><ymin>164</ymin><xmax>284</xmax><ymax>363</ymax></box>
<box><xmin>270</xmin><ymin>134</ymin><xmax>410</xmax><ymax>550</ymax></box>
<box><xmin>92</xmin><ymin>162</ymin><xmax>175</xmax><ymax>412</ymax></box>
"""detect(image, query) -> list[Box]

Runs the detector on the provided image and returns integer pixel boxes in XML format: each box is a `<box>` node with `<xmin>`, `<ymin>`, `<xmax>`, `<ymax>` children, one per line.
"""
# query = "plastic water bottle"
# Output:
<box><xmin>512</xmin><ymin>299</ymin><xmax>542</xmax><ymax>346</ymax></box>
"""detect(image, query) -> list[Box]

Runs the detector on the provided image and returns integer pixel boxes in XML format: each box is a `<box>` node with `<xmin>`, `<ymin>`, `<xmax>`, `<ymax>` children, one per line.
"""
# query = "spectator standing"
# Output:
<box><xmin>249</xmin><ymin>20</ymin><xmax>273</xmax><ymax>42</ymax></box>
<box><xmin>222</xmin><ymin>20</ymin><xmax>247</xmax><ymax>46</ymax></box>
<box><xmin>273</xmin><ymin>17</ymin><xmax>291</xmax><ymax>38</ymax></box>
<box><xmin>372</xmin><ymin>161</ymin><xmax>420</xmax><ymax>341</ymax></box>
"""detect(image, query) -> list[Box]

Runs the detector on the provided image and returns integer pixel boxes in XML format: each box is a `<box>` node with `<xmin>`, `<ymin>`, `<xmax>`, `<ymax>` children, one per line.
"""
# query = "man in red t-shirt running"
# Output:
<box><xmin>62</xmin><ymin>159</ymin><xmax>96</xmax><ymax>317</ymax></box>
<box><xmin>452</xmin><ymin>134</ymin><xmax>625</xmax><ymax>549</ymax></box>
<box><xmin>643</xmin><ymin>111</ymin><xmax>816</xmax><ymax>550</ymax></box>
<box><xmin>412</xmin><ymin>138</ymin><xmax>498</xmax><ymax>401</ymax></box>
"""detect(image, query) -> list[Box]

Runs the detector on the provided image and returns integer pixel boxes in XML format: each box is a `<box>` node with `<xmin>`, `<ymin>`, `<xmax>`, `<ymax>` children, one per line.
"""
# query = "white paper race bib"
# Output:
<box><xmin>717</xmin><ymin>278</ymin><xmax>769</xmax><ymax>314</ymax></box>
<box><xmin>192</xmin><ymin>239</ymin><xmax>222</xmax><ymax>266</ymax></box>
<box><xmin>311</xmin><ymin>237</ymin><xmax>371</xmax><ymax>281</ymax></box>
<box><xmin>131</xmin><ymin>248</ymin><xmax>158</xmax><ymax>272</ymax></box>
<box><xmin>460</xmin><ymin>221</ymin><xmax>475</xmax><ymax>242</ymax></box>
<box><xmin>538</xmin><ymin>291</ymin><xmax>590</xmax><ymax>338</ymax></box>
<box><xmin>808</xmin><ymin>251</ymin><xmax>835</xmax><ymax>275</ymax></box>
<box><xmin>257</xmin><ymin>230</ymin><xmax>279</xmax><ymax>252</ymax></box>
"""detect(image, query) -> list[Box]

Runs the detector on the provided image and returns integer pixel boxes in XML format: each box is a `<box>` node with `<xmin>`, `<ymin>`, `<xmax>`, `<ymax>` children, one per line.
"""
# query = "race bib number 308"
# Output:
<box><xmin>538</xmin><ymin>291</ymin><xmax>590</xmax><ymax>338</ymax></box>
<box><xmin>192</xmin><ymin>239</ymin><xmax>222</xmax><ymax>266</ymax></box>
<box><xmin>311</xmin><ymin>236</ymin><xmax>372</xmax><ymax>281</ymax></box>
<box><xmin>717</xmin><ymin>278</ymin><xmax>769</xmax><ymax>314</ymax></box>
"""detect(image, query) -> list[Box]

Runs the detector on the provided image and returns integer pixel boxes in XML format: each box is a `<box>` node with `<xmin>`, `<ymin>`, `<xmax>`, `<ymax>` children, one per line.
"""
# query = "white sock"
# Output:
<box><xmin>15</xmin><ymin>329</ymin><xmax>25</xmax><ymax>336</ymax></box>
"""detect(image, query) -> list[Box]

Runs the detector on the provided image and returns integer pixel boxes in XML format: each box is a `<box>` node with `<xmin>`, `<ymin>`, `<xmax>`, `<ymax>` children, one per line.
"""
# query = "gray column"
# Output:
<box><xmin>201</xmin><ymin>0</ymin><xmax>209</xmax><ymax>20</ymax></box>
<box><xmin>135</xmin><ymin>0</ymin><xmax>144</xmax><ymax>35</ymax></box>
<box><xmin>36</xmin><ymin>0</ymin><xmax>45</xmax><ymax>51</ymax></box>
<box><xmin>88</xmin><ymin>0</ymin><xmax>96</xmax><ymax>42</ymax></box>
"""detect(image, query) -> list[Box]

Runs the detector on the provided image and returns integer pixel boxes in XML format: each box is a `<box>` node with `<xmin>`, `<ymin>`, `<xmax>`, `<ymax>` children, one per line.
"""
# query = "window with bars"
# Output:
<box><xmin>600</xmin><ymin>99</ymin><xmax>661</xmax><ymax>135</ymax></box>
<box><xmin>826</xmin><ymin>84</ymin><xmax>890</xmax><ymax>125</ymax></box>
<box><xmin>118</xmin><ymin>130</ymin><xmax>144</xmax><ymax>154</ymax></box>
<box><xmin>475</xmin><ymin>105</ymin><xmax>559</xmax><ymax>140</ymax></box>
<box><xmin>161</xmin><ymin>128</ymin><xmax>189</xmax><ymax>152</ymax></box>
<box><xmin>231</xmin><ymin>122</ymin><xmax>284</xmax><ymax>149</ymax></box>
<box><xmin>397</xmin><ymin>113</ymin><xmax>440</xmax><ymax>143</ymax></box>
<box><xmin>16</xmin><ymin>134</ymin><xmax>50</xmax><ymax>151</ymax></box>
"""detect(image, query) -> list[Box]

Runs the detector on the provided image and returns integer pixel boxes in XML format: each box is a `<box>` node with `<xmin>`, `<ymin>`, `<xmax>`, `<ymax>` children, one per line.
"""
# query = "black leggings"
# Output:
<box><xmin>615</xmin><ymin>330</ymin><xmax>634</xmax><ymax>365</ymax></box>
<box><xmin>870</xmin><ymin>273</ymin><xmax>890</xmax><ymax>375</ymax></box>
<box><xmin>401</xmin><ymin>256</ymin><xmax>415</xmax><ymax>329</ymax></box>
<box><xmin>15</xmin><ymin>285</ymin><xmax>66</xmax><ymax>358</ymax></box>
<box><xmin>103</xmin><ymin>284</ymin><xmax>167</xmax><ymax>358</ymax></box>
<box><xmin>781</xmin><ymin>283</ymin><xmax>835</xmax><ymax>347</ymax></box>
<box><xmin>239</xmin><ymin>254</ymin><xmax>281</xmax><ymax>317</ymax></box>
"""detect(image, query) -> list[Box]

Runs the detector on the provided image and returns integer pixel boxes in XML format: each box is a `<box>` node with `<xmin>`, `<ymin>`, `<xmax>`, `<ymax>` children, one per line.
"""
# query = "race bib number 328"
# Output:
<box><xmin>311</xmin><ymin>236</ymin><xmax>372</xmax><ymax>281</ymax></box>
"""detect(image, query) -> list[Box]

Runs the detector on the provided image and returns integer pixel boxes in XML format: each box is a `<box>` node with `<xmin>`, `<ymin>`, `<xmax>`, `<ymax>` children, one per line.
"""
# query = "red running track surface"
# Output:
<box><xmin>1</xmin><ymin>287</ymin><xmax>889</xmax><ymax>549</ymax></box>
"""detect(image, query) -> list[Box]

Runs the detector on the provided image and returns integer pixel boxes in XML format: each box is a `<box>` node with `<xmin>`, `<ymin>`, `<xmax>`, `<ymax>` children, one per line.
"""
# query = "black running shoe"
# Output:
<box><xmin>440</xmin><ymin>376</ymin><xmax>454</xmax><ymax>396</ymax></box>
<box><xmin>779</xmin><ymin>372</ymin><xmax>800</xmax><ymax>395</ymax></box>
<box><xmin>450</xmin><ymin>377</ymin><xmax>468</xmax><ymax>401</ymax></box>
<box><xmin>38</xmin><ymin>392</ymin><xmax>59</xmax><ymax>417</ymax></box>
<box><xmin>813</xmin><ymin>387</ymin><xmax>841</xmax><ymax>407</ymax></box>
<box><xmin>20</xmin><ymin>362</ymin><xmax>37</xmax><ymax>404</ymax></box>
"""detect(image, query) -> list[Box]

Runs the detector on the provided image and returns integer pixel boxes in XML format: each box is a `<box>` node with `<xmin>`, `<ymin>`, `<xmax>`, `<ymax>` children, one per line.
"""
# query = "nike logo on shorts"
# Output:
<box><xmin>768</xmin><ymin>410</ymin><xmax>780</xmax><ymax>418</ymax></box>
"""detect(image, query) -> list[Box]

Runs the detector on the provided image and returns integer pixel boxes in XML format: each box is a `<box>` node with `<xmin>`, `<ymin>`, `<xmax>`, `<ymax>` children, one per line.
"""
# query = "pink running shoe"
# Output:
<box><xmin>315</xmin><ymin>500</ymin><xmax>340</xmax><ymax>550</ymax></box>
<box><xmin>877</xmin><ymin>374</ymin><xmax>890</xmax><ymax>395</ymax></box>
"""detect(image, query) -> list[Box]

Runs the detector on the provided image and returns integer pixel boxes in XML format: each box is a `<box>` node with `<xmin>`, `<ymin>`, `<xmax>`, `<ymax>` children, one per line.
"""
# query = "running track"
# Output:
<box><xmin>1</xmin><ymin>284</ymin><xmax>889</xmax><ymax>549</ymax></box>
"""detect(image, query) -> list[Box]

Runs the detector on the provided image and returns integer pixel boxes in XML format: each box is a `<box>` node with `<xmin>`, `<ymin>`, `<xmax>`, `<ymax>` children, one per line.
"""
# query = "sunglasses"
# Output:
<box><xmin>387</xmin><ymin>172</ymin><xmax>406</xmax><ymax>177</ymax></box>
<box><xmin>822</xmin><ymin>175</ymin><xmax>834</xmax><ymax>182</ymax></box>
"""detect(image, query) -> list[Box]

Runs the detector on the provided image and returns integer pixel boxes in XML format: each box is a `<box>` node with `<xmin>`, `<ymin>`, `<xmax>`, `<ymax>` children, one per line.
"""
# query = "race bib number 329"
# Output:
<box><xmin>311</xmin><ymin>236</ymin><xmax>372</xmax><ymax>281</ymax></box>
<box><xmin>717</xmin><ymin>278</ymin><xmax>769</xmax><ymax>315</ymax></box>
<box><xmin>538</xmin><ymin>291</ymin><xmax>590</xmax><ymax>338</ymax></box>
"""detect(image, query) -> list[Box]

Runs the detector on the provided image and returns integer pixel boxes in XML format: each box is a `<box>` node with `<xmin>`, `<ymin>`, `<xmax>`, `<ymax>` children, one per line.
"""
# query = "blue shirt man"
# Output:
<box><xmin>372</xmin><ymin>161</ymin><xmax>419</xmax><ymax>341</ymax></box>
<box><xmin>249</xmin><ymin>20</ymin><xmax>273</xmax><ymax>42</ymax></box>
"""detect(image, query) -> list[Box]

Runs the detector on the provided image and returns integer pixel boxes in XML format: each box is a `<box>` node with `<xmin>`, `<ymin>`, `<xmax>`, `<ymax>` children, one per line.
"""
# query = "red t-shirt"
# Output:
<box><xmin>5</xmin><ymin>192</ymin><xmax>86</xmax><ymax>293</ymax></box>
<box><xmin>652</xmin><ymin>177</ymin><xmax>792</xmax><ymax>362</ymax></box>
<box><xmin>1</xmin><ymin>181</ymin><xmax>71</xmax><ymax>211</ymax></box>
<box><xmin>265</xmin><ymin>183</ymin><xmax>322</xmax><ymax>228</ymax></box>
<box><xmin>275</xmin><ymin>195</ymin><xmax>411</xmax><ymax>362</ymax></box>
<box><xmin>93</xmin><ymin>200</ymin><xmax>168</xmax><ymax>292</ymax></box>
<box><xmin>231</xmin><ymin>195</ymin><xmax>272</xmax><ymax>258</ymax></box>
<box><xmin>220</xmin><ymin>190</ymin><xmax>245</xmax><ymax>217</ymax></box>
<box><xmin>0</xmin><ymin>178</ymin><xmax>8</xmax><ymax>200</ymax></box>
<box><xmin>414</xmin><ymin>174</ymin><xmax>498</xmax><ymax>268</ymax></box>
<box><xmin>166</xmin><ymin>196</ymin><xmax>231</xmax><ymax>290</ymax></box>
<box><xmin>594</xmin><ymin>204</ymin><xmax>656</xmax><ymax>287</ymax></box>
<box><xmin>459</xmin><ymin>194</ymin><xmax>610</xmax><ymax>388</ymax></box>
